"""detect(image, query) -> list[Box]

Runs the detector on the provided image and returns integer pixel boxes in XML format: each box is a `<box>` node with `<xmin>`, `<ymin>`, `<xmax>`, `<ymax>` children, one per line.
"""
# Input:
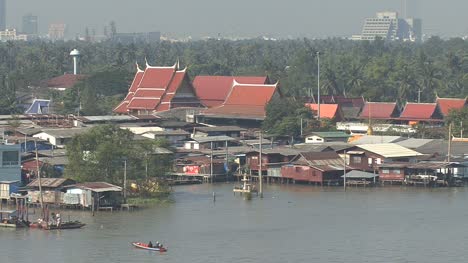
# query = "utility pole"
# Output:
<box><xmin>123</xmin><ymin>158</ymin><xmax>127</xmax><ymax>203</ymax></box>
<box><xmin>417</xmin><ymin>88</ymin><xmax>422</xmax><ymax>103</ymax></box>
<box><xmin>317</xmin><ymin>51</ymin><xmax>321</xmax><ymax>122</ymax></box>
<box><xmin>210</xmin><ymin>141</ymin><xmax>214</xmax><ymax>183</ymax></box>
<box><xmin>225</xmin><ymin>140</ymin><xmax>229</xmax><ymax>181</ymax></box>
<box><xmin>34</xmin><ymin>139</ymin><xmax>44</xmax><ymax>218</ymax></box>
<box><xmin>145</xmin><ymin>152</ymin><xmax>148</xmax><ymax>179</ymax></box>
<box><xmin>259</xmin><ymin>131</ymin><xmax>263</xmax><ymax>198</ymax></box>
<box><xmin>448</xmin><ymin>123</ymin><xmax>452</xmax><ymax>163</ymax></box>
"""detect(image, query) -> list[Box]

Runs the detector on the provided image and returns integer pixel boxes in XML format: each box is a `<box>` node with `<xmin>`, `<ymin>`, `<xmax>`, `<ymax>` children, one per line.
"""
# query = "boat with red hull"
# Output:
<box><xmin>132</xmin><ymin>242</ymin><xmax>167</xmax><ymax>252</ymax></box>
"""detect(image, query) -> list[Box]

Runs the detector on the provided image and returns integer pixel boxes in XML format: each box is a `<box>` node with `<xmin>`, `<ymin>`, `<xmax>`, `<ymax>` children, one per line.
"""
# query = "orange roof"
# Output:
<box><xmin>360</xmin><ymin>102</ymin><xmax>398</xmax><ymax>120</ymax></box>
<box><xmin>202</xmin><ymin>82</ymin><xmax>278</xmax><ymax>119</ymax></box>
<box><xmin>399</xmin><ymin>103</ymin><xmax>442</xmax><ymax>121</ymax></box>
<box><xmin>114</xmin><ymin>63</ymin><xmax>200</xmax><ymax>114</ymax></box>
<box><xmin>193</xmin><ymin>76</ymin><xmax>269</xmax><ymax>107</ymax></box>
<box><xmin>127</xmin><ymin>98</ymin><xmax>160</xmax><ymax>110</ymax></box>
<box><xmin>113</xmin><ymin>101</ymin><xmax>129</xmax><ymax>114</ymax></box>
<box><xmin>436</xmin><ymin>97</ymin><xmax>467</xmax><ymax>116</ymax></box>
<box><xmin>134</xmin><ymin>89</ymin><xmax>165</xmax><ymax>98</ymax></box>
<box><xmin>138</xmin><ymin>66</ymin><xmax>176</xmax><ymax>89</ymax></box>
<box><xmin>128</xmin><ymin>71</ymin><xmax>144</xmax><ymax>92</ymax></box>
<box><xmin>306</xmin><ymin>103</ymin><xmax>339</xmax><ymax>119</ymax></box>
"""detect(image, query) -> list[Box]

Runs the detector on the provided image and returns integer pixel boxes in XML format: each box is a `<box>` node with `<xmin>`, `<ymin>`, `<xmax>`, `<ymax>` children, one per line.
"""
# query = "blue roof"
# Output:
<box><xmin>25</xmin><ymin>99</ymin><xmax>50</xmax><ymax>114</ymax></box>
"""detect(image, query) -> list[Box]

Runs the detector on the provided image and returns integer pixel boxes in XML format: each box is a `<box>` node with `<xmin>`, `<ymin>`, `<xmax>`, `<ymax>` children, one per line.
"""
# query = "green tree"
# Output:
<box><xmin>263</xmin><ymin>97</ymin><xmax>313</xmax><ymax>138</ymax></box>
<box><xmin>65</xmin><ymin>125</ymin><xmax>172</xmax><ymax>185</ymax></box>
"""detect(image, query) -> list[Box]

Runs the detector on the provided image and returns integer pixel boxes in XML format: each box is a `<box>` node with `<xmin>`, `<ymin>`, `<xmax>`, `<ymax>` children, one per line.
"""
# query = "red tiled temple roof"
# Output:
<box><xmin>129</xmin><ymin>70</ymin><xmax>144</xmax><ymax>92</ymax></box>
<box><xmin>127</xmin><ymin>98</ymin><xmax>160</xmax><ymax>110</ymax></box>
<box><xmin>399</xmin><ymin>103</ymin><xmax>442</xmax><ymax>121</ymax></box>
<box><xmin>359</xmin><ymin>102</ymin><xmax>398</xmax><ymax>120</ymax></box>
<box><xmin>193</xmin><ymin>76</ymin><xmax>268</xmax><ymax>107</ymax></box>
<box><xmin>133</xmin><ymin>89</ymin><xmax>165</xmax><ymax>98</ymax></box>
<box><xmin>202</xmin><ymin>81</ymin><xmax>278</xmax><ymax>119</ymax></box>
<box><xmin>114</xmin><ymin>63</ymin><xmax>199</xmax><ymax>114</ymax></box>
<box><xmin>138</xmin><ymin>66</ymin><xmax>176</xmax><ymax>89</ymax></box>
<box><xmin>306</xmin><ymin>104</ymin><xmax>340</xmax><ymax>119</ymax></box>
<box><xmin>436</xmin><ymin>97</ymin><xmax>467</xmax><ymax>116</ymax></box>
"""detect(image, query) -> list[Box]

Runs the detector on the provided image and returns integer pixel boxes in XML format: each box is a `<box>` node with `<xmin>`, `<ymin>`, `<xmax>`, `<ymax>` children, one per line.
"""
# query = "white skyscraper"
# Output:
<box><xmin>355</xmin><ymin>11</ymin><xmax>422</xmax><ymax>42</ymax></box>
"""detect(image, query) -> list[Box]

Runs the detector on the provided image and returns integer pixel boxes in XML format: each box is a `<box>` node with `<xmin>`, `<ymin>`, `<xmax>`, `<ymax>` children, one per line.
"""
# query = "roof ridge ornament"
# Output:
<box><xmin>136</xmin><ymin>62</ymin><xmax>143</xmax><ymax>72</ymax></box>
<box><xmin>145</xmin><ymin>57</ymin><xmax>151</xmax><ymax>68</ymax></box>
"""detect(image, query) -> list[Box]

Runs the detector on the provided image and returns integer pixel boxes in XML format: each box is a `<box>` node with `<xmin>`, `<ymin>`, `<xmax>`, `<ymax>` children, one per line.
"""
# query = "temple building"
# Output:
<box><xmin>114</xmin><ymin>61</ymin><xmax>202</xmax><ymax>115</ymax></box>
<box><xmin>195</xmin><ymin>80</ymin><xmax>280</xmax><ymax>126</ymax></box>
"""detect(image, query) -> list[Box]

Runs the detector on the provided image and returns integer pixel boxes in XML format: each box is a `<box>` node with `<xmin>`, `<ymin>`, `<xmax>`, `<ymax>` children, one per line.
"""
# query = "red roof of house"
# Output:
<box><xmin>45</xmin><ymin>74</ymin><xmax>86</xmax><ymax>89</ymax></box>
<box><xmin>306</xmin><ymin>103</ymin><xmax>340</xmax><ymax>119</ymax></box>
<box><xmin>202</xmin><ymin>82</ymin><xmax>278</xmax><ymax>119</ymax></box>
<box><xmin>399</xmin><ymin>103</ymin><xmax>442</xmax><ymax>121</ymax></box>
<box><xmin>193</xmin><ymin>76</ymin><xmax>268</xmax><ymax>107</ymax></box>
<box><xmin>436</xmin><ymin>97</ymin><xmax>467</xmax><ymax>116</ymax></box>
<box><xmin>359</xmin><ymin>102</ymin><xmax>398</xmax><ymax>120</ymax></box>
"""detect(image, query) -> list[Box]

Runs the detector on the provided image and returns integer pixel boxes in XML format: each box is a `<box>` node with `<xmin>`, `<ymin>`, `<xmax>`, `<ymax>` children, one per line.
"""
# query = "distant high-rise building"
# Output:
<box><xmin>113</xmin><ymin>31</ymin><xmax>160</xmax><ymax>44</ymax></box>
<box><xmin>0</xmin><ymin>0</ymin><xmax>6</xmax><ymax>31</ymax></box>
<box><xmin>354</xmin><ymin>11</ymin><xmax>422</xmax><ymax>42</ymax></box>
<box><xmin>22</xmin><ymin>14</ymin><xmax>38</xmax><ymax>35</ymax></box>
<box><xmin>48</xmin><ymin>23</ymin><xmax>66</xmax><ymax>41</ymax></box>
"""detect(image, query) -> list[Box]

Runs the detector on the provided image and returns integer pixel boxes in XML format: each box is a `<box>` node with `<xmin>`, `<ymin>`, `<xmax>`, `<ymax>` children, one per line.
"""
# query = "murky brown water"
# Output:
<box><xmin>2</xmin><ymin>183</ymin><xmax>468</xmax><ymax>263</ymax></box>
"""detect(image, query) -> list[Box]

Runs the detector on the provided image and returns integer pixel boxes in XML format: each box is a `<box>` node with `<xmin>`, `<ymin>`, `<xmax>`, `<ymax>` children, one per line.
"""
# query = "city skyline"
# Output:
<box><xmin>4</xmin><ymin>0</ymin><xmax>468</xmax><ymax>38</ymax></box>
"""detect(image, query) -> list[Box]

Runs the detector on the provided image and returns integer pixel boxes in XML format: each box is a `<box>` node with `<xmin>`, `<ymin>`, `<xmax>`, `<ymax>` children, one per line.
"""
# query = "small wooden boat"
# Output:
<box><xmin>0</xmin><ymin>210</ymin><xmax>29</xmax><ymax>229</ymax></box>
<box><xmin>132</xmin><ymin>242</ymin><xmax>167</xmax><ymax>252</ymax></box>
<box><xmin>31</xmin><ymin>220</ymin><xmax>85</xmax><ymax>230</ymax></box>
<box><xmin>44</xmin><ymin>221</ymin><xmax>86</xmax><ymax>230</ymax></box>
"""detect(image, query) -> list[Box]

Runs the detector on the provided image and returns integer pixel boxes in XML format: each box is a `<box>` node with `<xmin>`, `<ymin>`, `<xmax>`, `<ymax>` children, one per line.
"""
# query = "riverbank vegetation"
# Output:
<box><xmin>0</xmin><ymin>37</ymin><xmax>467</xmax><ymax>115</ymax></box>
<box><xmin>65</xmin><ymin>124</ymin><xmax>174</xmax><ymax>198</ymax></box>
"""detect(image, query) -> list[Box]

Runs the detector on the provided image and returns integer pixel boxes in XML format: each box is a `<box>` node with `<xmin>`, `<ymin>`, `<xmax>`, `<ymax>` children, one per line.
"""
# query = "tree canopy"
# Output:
<box><xmin>65</xmin><ymin>124</ymin><xmax>174</xmax><ymax>184</ymax></box>
<box><xmin>0</xmin><ymin>37</ymin><xmax>467</xmax><ymax>115</ymax></box>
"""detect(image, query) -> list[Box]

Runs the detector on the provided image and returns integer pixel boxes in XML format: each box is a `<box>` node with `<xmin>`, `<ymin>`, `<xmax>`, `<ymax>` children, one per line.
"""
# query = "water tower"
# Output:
<box><xmin>70</xmin><ymin>49</ymin><xmax>81</xmax><ymax>75</ymax></box>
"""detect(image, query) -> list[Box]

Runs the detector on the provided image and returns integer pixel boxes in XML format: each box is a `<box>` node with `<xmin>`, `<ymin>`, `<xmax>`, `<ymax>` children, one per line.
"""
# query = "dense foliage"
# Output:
<box><xmin>65</xmin><ymin>125</ymin><xmax>174</xmax><ymax>185</ymax></box>
<box><xmin>0</xmin><ymin>37</ymin><xmax>467</xmax><ymax>115</ymax></box>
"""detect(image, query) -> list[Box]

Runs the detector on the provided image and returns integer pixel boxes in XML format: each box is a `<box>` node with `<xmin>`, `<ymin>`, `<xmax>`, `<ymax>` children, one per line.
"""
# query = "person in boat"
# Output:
<box><xmin>148</xmin><ymin>241</ymin><xmax>153</xmax><ymax>248</ymax></box>
<box><xmin>155</xmin><ymin>241</ymin><xmax>160</xmax><ymax>248</ymax></box>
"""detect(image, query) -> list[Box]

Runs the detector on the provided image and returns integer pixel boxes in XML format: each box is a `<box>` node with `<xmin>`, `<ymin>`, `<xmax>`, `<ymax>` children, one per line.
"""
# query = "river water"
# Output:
<box><xmin>2</xmin><ymin>183</ymin><xmax>468</xmax><ymax>263</ymax></box>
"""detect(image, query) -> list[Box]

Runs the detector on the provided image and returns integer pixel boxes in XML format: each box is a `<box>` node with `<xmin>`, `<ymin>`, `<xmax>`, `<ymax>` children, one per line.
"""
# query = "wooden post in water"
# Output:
<box><xmin>343</xmin><ymin>150</ymin><xmax>347</xmax><ymax>191</ymax></box>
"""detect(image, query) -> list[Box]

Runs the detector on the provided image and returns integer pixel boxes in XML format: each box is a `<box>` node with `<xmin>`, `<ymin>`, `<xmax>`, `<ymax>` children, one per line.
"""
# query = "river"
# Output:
<box><xmin>2</xmin><ymin>183</ymin><xmax>468</xmax><ymax>263</ymax></box>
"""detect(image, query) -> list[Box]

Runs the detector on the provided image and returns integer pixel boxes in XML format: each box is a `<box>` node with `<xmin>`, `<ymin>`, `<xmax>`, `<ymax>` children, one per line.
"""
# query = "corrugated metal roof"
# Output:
<box><xmin>82</xmin><ymin>115</ymin><xmax>136</xmax><ymax>122</ymax></box>
<box><xmin>190</xmin><ymin>136</ymin><xmax>237</xmax><ymax>143</ymax></box>
<box><xmin>309</xmin><ymin>131</ymin><xmax>350</xmax><ymax>138</ymax></box>
<box><xmin>36</xmin><ymin>127</ymin><xmax>91</xmax><ymax>139</ymax></box>
<box><xmin>395</xmin><ymin>138</ymin><xmax>434</xmax><ymax>149</ymax></box>
<box><xmin>357</xmin><ymin>143</ymin><xmax>423</xmax><ymax>158</ymax></box>
<box><xmin>195</xmin><ymin>126</ymin><xmax>246</xmax><ymax>132</ymax></box>
<box><xmin>68</xmin><ymin>182</ymin><xmax>122</xmax><ymax>192</ymax></box>
<box><xmin>350</xmin><ymin>135</ymin><xmax>404</xmax><ymax>145</ymax></box>
<box><xmin>27</xmin><ymin>178</ymin><xmax>75</xmax><ymax>188</ymax></box>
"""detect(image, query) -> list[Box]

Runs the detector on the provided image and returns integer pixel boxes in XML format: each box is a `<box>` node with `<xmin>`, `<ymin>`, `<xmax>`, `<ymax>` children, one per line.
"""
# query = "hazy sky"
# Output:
<box><xmin>6</xmin><ymin>0</ymin><xmax>468</xmax><ymax>38</ymax></box>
